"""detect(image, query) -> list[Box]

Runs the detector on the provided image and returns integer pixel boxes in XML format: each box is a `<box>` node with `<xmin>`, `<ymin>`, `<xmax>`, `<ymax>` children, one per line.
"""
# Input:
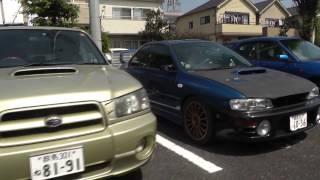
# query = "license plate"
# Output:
<box><xmin>30</xmin><ymin>147</ymin><xmax>85</xmax><ymax>180</ymax></box>
<box><xmin>290</xmin><ymin>113</ymin><xmax>308</xmax><ymax>131</ymax></box>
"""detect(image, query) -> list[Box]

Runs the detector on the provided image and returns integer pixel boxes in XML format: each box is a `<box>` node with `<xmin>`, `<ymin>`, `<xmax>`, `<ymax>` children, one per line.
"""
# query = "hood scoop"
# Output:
<box><xmin>13</xmin><ymin>67</ymin><xmax>77</xmax><ymax>77</ymax></box>
<box><xmin>233</xmin><ymin>68</ymin><xmax>267</xmax><ymax>75</ymax></box>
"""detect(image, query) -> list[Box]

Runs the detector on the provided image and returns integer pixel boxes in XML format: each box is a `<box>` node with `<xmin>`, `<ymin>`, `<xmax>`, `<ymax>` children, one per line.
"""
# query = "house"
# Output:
<box><xmin>68</xmin><ymin>0</ymin><xmax>162</xmax><ymax>49</ymax></box>
<box><xmin>176</xmin><ymin>0</ymin><xmax>298</xmax><ymax>43</ymax></box>
<box><xmin>176</xmin><ymin>0</ymin><xmax>262</xmax><ymax>43</ymax></box>
<box><xmin>254</xmin><ymin>0</ymin><xmax>298</xmax><ymax>37</ymax></box>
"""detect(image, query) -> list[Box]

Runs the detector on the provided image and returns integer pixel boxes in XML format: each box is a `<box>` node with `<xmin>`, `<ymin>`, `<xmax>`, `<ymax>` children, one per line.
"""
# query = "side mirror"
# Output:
<box><xmin>160</xmin><ymin>64</ymin><xmax>176</xmax><ymax>72</ymax></box>
<box><xmin>278</xmin><ymin>54</ymin><xmax>289</xmax><ymax>61</ymax></box>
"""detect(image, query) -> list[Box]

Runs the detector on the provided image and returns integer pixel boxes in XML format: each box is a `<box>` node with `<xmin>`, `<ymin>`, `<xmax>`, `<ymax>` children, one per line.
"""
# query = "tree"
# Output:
<box><xmin>315</xmin><ymin>17</ymin><xmax>320</xmax><ymax>46</ymax></box>
<box><xmin>20</xmin><ymin>0</ymin><xmax>79</xmax><ymax>27</ymax></box>
<box><xmin>279</xmin><ymin>19</ymin><xmax>290</xmax><ymax>37</ymax></box>
<box><xmin>139</xmin><ymin>9</ymin><xmax>173</xmax><ymax>41</ymax></box>
<box><xmin>292</xmin><ymin>0</ymin><xmax>319</xmax><ymax>41</ymax></box>
<box><xmin>101</xmin><ymin>32</ymin><xmax>110</xmax><ymax>53</ymax></box>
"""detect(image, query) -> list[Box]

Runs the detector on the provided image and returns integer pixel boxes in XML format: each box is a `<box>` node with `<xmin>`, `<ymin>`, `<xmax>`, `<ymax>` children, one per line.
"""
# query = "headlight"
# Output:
<box><xmin>105</xmin><ymin>89</ymin><xmax>150</xmax><ymax>122</ymax></box>
<box><xmin>307</xmin><ymin>87</ymin><xmax>319</xmax><ymax>100</ymax></box>
<box><xmin>230</xmin><ymin>98</ymin><xmax>273</xmax><ymax>111</ymax></box>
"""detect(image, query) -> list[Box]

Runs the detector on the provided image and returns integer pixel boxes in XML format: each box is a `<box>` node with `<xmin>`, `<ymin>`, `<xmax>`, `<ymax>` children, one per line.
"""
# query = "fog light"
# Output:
<box><xmin>136</xmin><ymin>136</ymin><xmax>155</xmax><ymax>161</ymax></box>
<box><xmin>256</xmin><ymin>120</ymin><xmax>271</xmax><ymax>136</ymax></box>
<box><xmin>136</xmin><ymin>138</ymin><xmax>147</xmax><ymax>153</ymax></box>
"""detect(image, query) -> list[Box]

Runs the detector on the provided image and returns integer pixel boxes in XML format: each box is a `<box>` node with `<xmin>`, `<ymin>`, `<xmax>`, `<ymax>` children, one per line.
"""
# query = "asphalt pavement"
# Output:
<box><xmin>113</xmin><ymin>117</ymin><xmax>320</xmax><ymax>180</ymax></box>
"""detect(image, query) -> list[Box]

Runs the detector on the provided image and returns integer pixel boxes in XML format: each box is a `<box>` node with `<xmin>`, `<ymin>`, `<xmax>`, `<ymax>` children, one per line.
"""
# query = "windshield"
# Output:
<box><xmin>172</xmin><ymin>42</ymin><xmax>252</xmax><ymax>71</ymax></box>
<box><xmin>281</xmin><ymin>39</ymin><xmax>320</xmax><ymax>61</ymax></box>
<box><xmin>0</xmin><ymin>29</ymin><xmax>107</xmax><ymax>68</ymax></box>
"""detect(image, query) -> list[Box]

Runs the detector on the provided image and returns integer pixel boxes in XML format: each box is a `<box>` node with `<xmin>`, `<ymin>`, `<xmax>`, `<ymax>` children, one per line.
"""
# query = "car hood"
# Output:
<box><xmin>0</xmin><ymin>65</ymin><xmax>141</xmax><ymax>111</ymax></box>
<box><xmin>191</xmin><ymin>67</ymin><xmax>316</xmax><ymax>98</ymax></box>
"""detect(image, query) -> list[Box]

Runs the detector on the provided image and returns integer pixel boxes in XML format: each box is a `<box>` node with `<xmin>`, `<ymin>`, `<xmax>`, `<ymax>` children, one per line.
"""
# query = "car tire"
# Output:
<box><xmin>183</xmin><ymin>97</ymin><xmax>215</xmax><ymax>145</ymax></box>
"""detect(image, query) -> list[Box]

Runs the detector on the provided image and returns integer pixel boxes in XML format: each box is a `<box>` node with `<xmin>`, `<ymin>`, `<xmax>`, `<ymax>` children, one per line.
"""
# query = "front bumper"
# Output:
<box><xmin>216</xmin><ymin>99</ymin><xmax>320</xmax><ymax>142</ymax></box>
<box><xmin>0</xmin><ymin>112</ymin><xmax>157</xmax><ymax>180</ymax></box>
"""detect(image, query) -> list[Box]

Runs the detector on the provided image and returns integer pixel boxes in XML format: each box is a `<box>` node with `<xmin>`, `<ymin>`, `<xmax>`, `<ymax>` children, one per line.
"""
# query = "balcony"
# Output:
<box><xmin>262</xmin><ymin>26</ymin><xmax>299</xmax><ymax>37</ymax></box>
<box><xmin>216</xmin><ymin>23</ymin><xmax>263</xmax><ymax>36</ymax></box>
<box><xmin>215</xmin><ymin>16</ymin><xmax>262</xmax><ymax>36</ymax></box>
<box><xmin>101</xmin><ymin>17</ymin><xmax>147</xmax><ymax>35</ymax></box>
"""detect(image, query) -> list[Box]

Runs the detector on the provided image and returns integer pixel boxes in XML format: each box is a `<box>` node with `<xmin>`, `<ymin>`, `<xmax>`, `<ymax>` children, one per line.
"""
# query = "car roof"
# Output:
<box><xmin>229</xmin><ymin>36</ymin><xmax>301</xmax><ymax>44</ymax></box>
<box><xmin>0</xmin><ymin>26</ymin><xmax>86</xmax><ymax>33</ymax></box>
<box><xmin>143</xmin><ymin>39</ymin><xmax>214</xmax><ymax>46</ymax></box>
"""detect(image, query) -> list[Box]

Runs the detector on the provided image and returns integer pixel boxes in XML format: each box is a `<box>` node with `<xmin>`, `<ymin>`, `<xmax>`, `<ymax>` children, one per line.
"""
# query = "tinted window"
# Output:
<box><xmin>0</xmin><ymin>30</ymin><xmax>106</xmax><ymax>68</ymax></box>
<box><xmin>238</xmin><ymin>43</ymin><xmax>258</xmax><ymax>60</ymax></box>
<box><xmin>129</xmin><ymin>46</ymin><xmax>151</xmax><ymax>67</ymax></box>
<box><xmin>149</xmin><ymin>45</ymin><xmax>174</xmax><ymax>69</ymax></box>
<box><xmin>281</xmin><ymin>39</ymin><xmax>320</xmax><ymax>61</ymax></box>
<box><xmin>258</xmin><ymin>42</ymin><xmax>286</xmax><ymax>61</ymax></box>
<box><xmin>172</xmin><ymin>42</ymin><xmax>251</xmax><ymax>71</ymax></box>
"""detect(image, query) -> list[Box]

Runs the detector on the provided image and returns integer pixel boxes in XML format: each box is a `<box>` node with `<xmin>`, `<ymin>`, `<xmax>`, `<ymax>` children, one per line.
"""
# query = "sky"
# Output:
<box><xmin>177</xmin><ymin>0</ymin><xmax>295</xmax><ymax>13</ymax></box>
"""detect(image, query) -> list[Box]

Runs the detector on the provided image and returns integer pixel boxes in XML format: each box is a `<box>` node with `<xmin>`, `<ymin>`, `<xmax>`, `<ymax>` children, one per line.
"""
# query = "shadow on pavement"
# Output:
<box><xmin>157</xmin><ymin>117</ymin><xmax>307</xmax><ymax>156</ymax></box>
<box><xmin>110</xmin><ymin>168</ymin><xmax>143</xmax><ymax>180</ymax></box>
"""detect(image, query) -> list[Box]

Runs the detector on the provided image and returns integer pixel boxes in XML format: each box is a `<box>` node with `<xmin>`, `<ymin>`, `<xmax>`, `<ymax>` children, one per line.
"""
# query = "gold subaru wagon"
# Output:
<box><xmin>0</xmin><ymin>27</ymin><xmax>156</xmax><ymax>180</ymax></box>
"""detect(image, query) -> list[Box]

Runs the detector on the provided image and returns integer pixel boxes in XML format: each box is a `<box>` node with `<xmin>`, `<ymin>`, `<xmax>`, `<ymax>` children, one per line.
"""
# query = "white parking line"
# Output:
<box><xmin>156</xmin><ymin>135</ymin><xmax>223</xmax><ymax>174</ymax></box>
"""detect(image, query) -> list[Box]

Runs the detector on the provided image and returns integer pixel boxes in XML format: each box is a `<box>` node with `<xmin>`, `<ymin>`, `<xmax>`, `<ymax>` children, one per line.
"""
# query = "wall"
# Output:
<box><xmin>263</xmin><ymin>27</ymin><xmax>299</xmax><ymax>37</ymax></box>
<box><xmin>74</xmin><ymin>0</ymin><xmax>161</xmax><ymax>34</ymax></box>
<box><xmin>176</xmin><ymin>8</ymin><xmax>216</xmax><ymax>38</ymax></box>
<box><xmin>101</xmin><ymin>19</ymin><xmax>147</xmax><ymax>34</ymax></box>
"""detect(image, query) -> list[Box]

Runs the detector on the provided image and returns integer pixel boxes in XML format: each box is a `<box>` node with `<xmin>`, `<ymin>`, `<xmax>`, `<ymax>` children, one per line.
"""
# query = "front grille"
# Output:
<box><xmin>272</xmin><ymin>93</ymin><xmax>308</xmax><ymax>107</ymax></box>
<box><xmin>0</xmin><ymin>103</ymin><xmax>105</xmax><ymax>147</ymax></box>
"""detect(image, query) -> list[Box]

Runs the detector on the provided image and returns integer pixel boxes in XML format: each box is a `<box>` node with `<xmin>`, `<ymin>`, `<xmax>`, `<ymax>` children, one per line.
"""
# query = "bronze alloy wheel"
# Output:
<box><xmin>183</xmin><ymin>98</ymin><xmax>214</xmax><ymax>144</ymax></box>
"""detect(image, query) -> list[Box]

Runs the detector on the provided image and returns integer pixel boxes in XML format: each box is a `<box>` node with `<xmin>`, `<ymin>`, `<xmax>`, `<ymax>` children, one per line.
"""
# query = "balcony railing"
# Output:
<box><xmin>217</xmin><ymin>15</ymin><xmax>257</xmax><ymax>25</ymax></box>
<box><xmin>101</xmin><ymin>16</ymin><xmax>147</xmax><ymax>21</ymax></box>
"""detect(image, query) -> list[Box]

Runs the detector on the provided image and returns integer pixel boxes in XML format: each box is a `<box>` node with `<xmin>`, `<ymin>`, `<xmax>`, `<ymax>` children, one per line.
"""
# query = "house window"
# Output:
<box><xmin>112</xmin><ymin>7</ymin><xmax>132</xmax><ymax>19</ymax></box>
<box><xmin>133</xmin><ymin>8</ymin><xmax>151</xmax><ymax>20</ymax></box>
<box><xmin>222</xmin><ymin>12</ymin><xmax>249</xmax><ymax>24</ymax></box>
<box><xmin>189</xmin><ymin>21</ymin><xmax>193</xmax><ymax>29</ymax></box>
<box><xmin>200</xmin><ymin>16</ymin><xmax>210</xmax><ymax>25</ymax></box>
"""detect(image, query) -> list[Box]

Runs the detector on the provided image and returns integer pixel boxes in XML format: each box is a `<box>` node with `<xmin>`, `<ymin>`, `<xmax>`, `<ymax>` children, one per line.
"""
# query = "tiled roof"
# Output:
<box><xmin>254</xmin><ymin>0</ymin><xmax>273</xmax><ymax>11</ymax></box>
<box><xmin>254</xmin><ymin>0</ymin><xmax>291</xmax><ymax>16</ymax></box>
<box><xmin>182</xmin><ymin>0</ymin><xmax>225</xmax><ymax>17</ymax></box>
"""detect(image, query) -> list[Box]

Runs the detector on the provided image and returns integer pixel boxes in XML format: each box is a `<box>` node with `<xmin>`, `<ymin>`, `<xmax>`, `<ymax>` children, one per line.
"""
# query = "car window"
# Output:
<box><xmin>238</xmin><ymin>43</ymin><xmax>258</xmax><ymax>60</ymax></box>
<box><xmin>0</xmin><ymin>30</ymin><xmax>106</xmax><ymax>68</ymax></box>
<box><xmin>172</xmin><ymin>42</ymin><xmax>252</xmax><ymax>71</ymax></box>
<box><xmin>281</xmin><ymin>39</ymin><xmax>320</xmax><ymax>61</ymax></box>
<box><xmin>149</xmin><ymin>45</ymin><xmax>174</xmax><ymax>69</ymax></box>
<box><xmin>258</xmin><ymin>42</ymin><xmax>286</xmax><ymax>61</ymax></box>
<box><xmin>129</xmin><ymin>45</ymin><xmax>150</xmax><ymax>67</ymax></box>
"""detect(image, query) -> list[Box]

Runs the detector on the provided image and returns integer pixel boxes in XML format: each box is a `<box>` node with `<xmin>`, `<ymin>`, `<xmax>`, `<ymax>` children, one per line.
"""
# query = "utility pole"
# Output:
<box><xmin>0</xmin><ymin>0</ymin><xmax>5</xmax><ymax>24</ymax></box>
<box><xmin>89</xmin><ymin>0</ymin><xmax>102</xmax><ymax>50</ymax></box>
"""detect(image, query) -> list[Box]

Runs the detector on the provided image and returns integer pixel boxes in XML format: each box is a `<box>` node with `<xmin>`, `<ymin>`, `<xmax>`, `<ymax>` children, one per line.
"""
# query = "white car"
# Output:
<box><xmin>105</xmin><ymin>48</ymin><xmax>129</xmax><ymax>63</ymax></box>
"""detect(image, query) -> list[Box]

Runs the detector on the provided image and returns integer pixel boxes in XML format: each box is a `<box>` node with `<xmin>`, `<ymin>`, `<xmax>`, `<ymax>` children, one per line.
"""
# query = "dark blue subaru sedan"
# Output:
<box><xmin>228</xmin><ymin>37</ymin><xmax>320</xmax><ymax>85</ymax></box>
<box><xmin>125</xmin><ymin>40</ymin><xmax>320</xmax><ymax>144</ymax></box>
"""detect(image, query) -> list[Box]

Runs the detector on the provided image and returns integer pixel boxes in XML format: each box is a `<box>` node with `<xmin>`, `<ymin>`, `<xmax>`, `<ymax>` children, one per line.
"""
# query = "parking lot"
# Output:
<box><xmin>114</xmin><ymin>117</ymin><xmax>320</xmax><ymax>180</ymax></box>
